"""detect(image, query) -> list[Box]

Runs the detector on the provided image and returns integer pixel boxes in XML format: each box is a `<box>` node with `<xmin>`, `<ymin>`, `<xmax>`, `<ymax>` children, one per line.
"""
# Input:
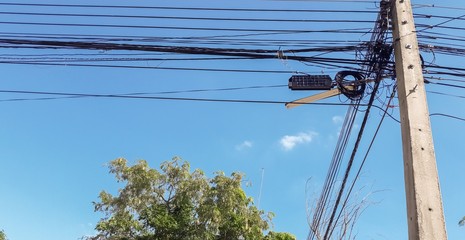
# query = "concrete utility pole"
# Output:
<box><xmin>390</xmin><ymin>0</ymin><xmax>447</xmax><ymax>239</ymax></box>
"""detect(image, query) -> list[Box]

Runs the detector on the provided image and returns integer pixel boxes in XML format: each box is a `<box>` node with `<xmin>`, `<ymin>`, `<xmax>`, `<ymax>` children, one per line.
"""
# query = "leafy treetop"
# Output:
<box><xmin>89</xmin><ymin>157</ymin><xmax>295</xmax><ymax>240</ymax></box>
<box><xmin>0</xmin><ymin>230</ymin><xmax>6</xmax><ymax>240</ymax></box>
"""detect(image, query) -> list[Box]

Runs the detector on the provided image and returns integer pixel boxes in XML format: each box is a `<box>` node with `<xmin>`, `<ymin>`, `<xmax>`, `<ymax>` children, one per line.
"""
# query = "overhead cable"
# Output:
<box><xmin>0</xmin><ymin>21</ymin><xmax>373</xmax><ymax>34</ymax></box>
<box><xmin>0</xmin><ymin>2</ymin><xmax>378</xmax><ymax>13</ymax></box>
<box><xmin>0</xmin><ymin>11</ymin><xmax>376</xmax><ymax>24</ymax></box>
<box><xmin>430</xmin><ymin>113</ymin><xmax>465</xmax><ymax>122</ymax></box>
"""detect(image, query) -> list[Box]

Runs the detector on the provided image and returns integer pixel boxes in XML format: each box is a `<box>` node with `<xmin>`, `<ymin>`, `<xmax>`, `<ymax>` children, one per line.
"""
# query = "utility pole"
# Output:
<box><xmin>390</xmin><ymin>0</ymin><xmax>447</xmax><ymax>239</ymax></box>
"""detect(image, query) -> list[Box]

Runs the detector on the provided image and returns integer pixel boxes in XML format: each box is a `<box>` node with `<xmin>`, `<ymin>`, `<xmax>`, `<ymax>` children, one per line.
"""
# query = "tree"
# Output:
<box><xmin>264</xmin><ymin>232</ymin><xmax>296</xmax><ymax>240</ymax></box>
<box><xmin>0</xmin><ymin>230</ymin><xmax>7</xmax><ymax>240</ymax></box>
<box><xmin>90</xmin><ymin>157</ymin><xmax>294</xmax><ymax>240</ymax></box>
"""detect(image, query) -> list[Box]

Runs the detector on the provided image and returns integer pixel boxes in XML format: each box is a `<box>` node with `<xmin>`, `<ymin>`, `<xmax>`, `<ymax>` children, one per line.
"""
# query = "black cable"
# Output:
<box><xmin>0</xmin><ymin>20</ymin><xmax>373</xmax><ymax>34</ymax></box>
<box><xmin>426</xmin><ymin>70</ymin><xmax>465</xmax><ymax>78</ymax></box>
<box><xmin>417</xmin><ymin>13</ymin><xmax>465</xmax><ymax>33</ymax></box>
<box><xmin>0</xmin><ymin>11</ymin><xmax>376</xmax><ymax>24</ymax></box>
<box><xmin>417</xmin><ymin>24</ymin><xmax>465</xmax><ymax>32</ymax></box>
<box><xmin>426</xmin><ymin>81</ymin><xmax>465</xmax><ymax>90</ymax></box>
<box><xmin>0</xmin><ymin>2</ymin><xmax>379</xmax><ymax>13</ymax></box>
<box><xmin>265</xmin><ymin>0</ymin><xmax>376</xmax><ymax>2</ymax></box>
<box><xmin>0</xmin><ymin>89</ymin><xmax>361</xmax><ymax>106</ymax></box>
<box><xmin>0</xmin><ymin>38</ymin><xmax>372</xmax><ymax>69</ymax></box>
<box><xmin>415</xmin><ymin>13</ymin><xmax>465</xmax><ymax>22</ymax></box>
<box><xmin>309</xmin><ymin>101</ymin><xmax>360</xmax><ymax>240</ymax></box>
<box><xmin>0</xmin><ymin>31</ymin><xmax>367</xmax><ymax>44</ymax></box>
<box><xmin>0</xmin><ymin>84</ymin><xmax>287</xmax><ymax>102</ymax></box>
<box><xmin>425</xmin><ymin>64</ymin><xmax>465</xmax><ymax>74</ymax></box>
<box><xmin>0</xmin><ymin>38</ymin><xmax>365</xmax><ymax>55</ymax></box>
<box><xmin>0</xmin><ymin>31</ymin><xmax>368</xmax><ymax>48</ymax></box>
<box><xmin>424</xmin><ymin>76</ymin><xmax>465</xmax><ymax>84</ymax></box>
<box><xmin>0</xmin><ymin>30</ymin><xmax>370</xmax><ymax>43</ymax></box>
<box><xmin>332</xmin><ymin>85</ymin><xmax>397</xmax><ymax>230</ymax></box>
<box><xmin>422</xmin><ymin>30</ymin><xmax>465</xmax><ymax>41</ymax></box>
<box><xmin>419</xmin><ymin>44</ymin><xmax>465</xmax><ymax>57</ymax></box>
<box><xmin>324</xmin><ymin>78</ymin><xmax>381</xmax><ymax>240</ymax></box>
<box><xmin>412</xmin><ymin>4</ymin><xmax>465</xmax><ymax>12</ymax></box>
<box><xmin>0</xmin><ymin>56</ymin><xmax>258</xmax><ymax>63</ymax></box>
<box><xmin>0</xmin><ymin>61</ymin><xmax>295</xmax><ymax>74</ymax></box>
<box><xmin>1</xmin><ymin>57</ymin><xmax>368</xmax><ymax>68</ymax></box>
<box><xmin>430</xmin><ymin>113</ymin><xmax>465</xmax><ymax>122</ymax></box>
<box><xmin>0</xmin><ymin>89</ymin><xmax>401</xmax><ymax>120</ymax></box>
<box><xmin>322</xmin><ymin>5</ymin><xmax>392</xmax><ymax>237</ymax></box>
<box><xmin>428</xmin><ymin>90</ymin><xmax>465</xmax><ymax>99</ymax></box>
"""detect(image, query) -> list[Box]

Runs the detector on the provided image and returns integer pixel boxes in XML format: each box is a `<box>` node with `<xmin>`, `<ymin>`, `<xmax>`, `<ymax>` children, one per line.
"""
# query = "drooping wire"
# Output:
<box><xmin>430</xmin><ymin>113</ymin><xmax>465</xmax><ymax>122</ymax></box>
<box><xmin>330</xmin><ymin>84</ymin><xmax>397</xmax><ymax>234</ymax></box>
<box><xmin>0</xmin><ymin>89</ymin><xmax>402</xmax><ymax>124</ymax></box>
<box><xmin>308</xmin><ymin>101</ymin><xmax>360</xmax><ymax>239</ymax></box>
<box><xmin>319</xmin><ymin>3</ymin><xmax>392</xmax><ymax>238</ymax></box>
<box><xmin>0</xmin><ymin>84</ymin><xmax>287</xmax><ymax>102</ymax></box>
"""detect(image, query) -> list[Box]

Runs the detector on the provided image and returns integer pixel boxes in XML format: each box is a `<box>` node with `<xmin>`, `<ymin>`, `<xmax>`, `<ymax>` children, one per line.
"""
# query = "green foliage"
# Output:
<box><xmin>0</xmin><ymin>230</ymin><xmax>7</xmax><ymax>240</ymax></box>
<box><xmin>460</xmin><ymin>216</ymin><xmax>465</xmax><ymax>227</ymax></box>
<box><xmin>90</xmin><ymin>157</ymin><xmax>289</xmax><ymax>240</ymax></box>
<box><xmin>264</xmin><ymin>232</ymin><xmax>296</xmax><ymax>240</ymax></box>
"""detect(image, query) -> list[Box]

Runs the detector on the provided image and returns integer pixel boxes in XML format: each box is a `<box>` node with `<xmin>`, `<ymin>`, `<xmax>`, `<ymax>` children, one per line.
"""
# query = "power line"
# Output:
<box><xmin>324</xmin><ymin>79</ymin><xmax>381</xmax><ymax>240</ymax></box>
<box><xmin>0</xmin><ymin>30</ymin><xmax>372</xmax><ymax>44</ymax></box>
<box><xmin>0</xmin><ymin>61</ymin><xmax>296</xmax><ymax>74</ymax></box>
<box><xmin>0</xmin><ymin>89</ymin><xmax>360</xmax><ymax>106</ymax></box>
<box><xmin>425</xmin><ymin>64</ymin><xmax>465</xmax><ymax>75</ymax></box>
<box><xmin>0</xmin><ymin>38</ymin><xmax>374</xmax><ymax>71</ymax></box>
<box><xmin>0</xmin><ymin>11</ymin><xmax>376</xmax><ymax>24</ymax></box>
<box><xmin>424</xmin><ymin>76</ymin><xmax>465</xmax><ymax>84</ymax></box>
<box><xmin>417</xmin><ymin>13</ymin><xmax>465</xmax><ymax>33</ymax></box>
<box><xmin>332</xmin><ymin>85</ymin><xmax>397</xmax><ymax>232</ymax></box>
<box><xmin>430</xmin><ymin>113</ymin><xmax>465</xmax><ymax>122</ymax></box>
<box><xmin>422</xmin><ymin>30</ymin><xmax>465</xmax><ymax>41</ymax></box>
<box><xmin>307</xmin><ymin>5</ymin><xmax>393</xmax><ymax>239</ymax></box>
<box><xmin>426</xmin><ymin>70</ymin><xmax>465</xmax><ymax>78</ymax></box>
<box><xmin>321</xmin><ymin>5</ymin><xmax>392</xmax><ymax>238</ymax></box>
<box><xmin>0</xmin><ymin>20</ymin><xmax>373</xmax><ymax>34</ymax></box>
<box><xmin>428</xmin><ymin>90</ymin><xmax>465</xmax><ymax>99</ymax></box>
<box><xmin>0</xmin><ymin>38</ymin><xmax>364</xmax><ymax>55</ymax></box>
<box><xmin>415</xmin><ymin>13</ymin><xmax>465</xmax><ymax>22</ymax></box>
<box><xmin>0</xmin><ymin>31</ymin><xmax>368</xmax><ymax>49</ymax></box>
<box><xmin>0</xmin><ymin>56</ymin><xmax>259</xmax><ymax>63</ymax></box>
<box><xmin>0</xmin><ymin>84</ymin><xmax>287</xmax><ymax>102</ymax></box>
<box><xmin>426</xmin><ymin>81</ymin><xmax>465</xmax><ymax>90</ymax></box>
<box><xmin>412</xmin><ymin>4</ymin><xmax>465</xmax><ymax>12</ymax></box>
<box><xmin>308</xmin><ymin>102</ymin><xmax>359</xmax><ymax>240</ymax></box>
<box><xmin>0</xmin><ymin>57</ymin><xmax>368</xmax><ymax>68</ymax></box>
<box><xmin>265</xmin><ymin>0</ymin><xmax>376</xmax><ymax>2</ymax></box>
<box><xmin>0</xmin><ymin>89</ymin><xmax>402</xmax><ymax>119</ymax></box>
<box><xmin>0</xmin><ymin>2</ymin><xmax>378</xmax><ymax>13</ymax></box>
<box><xmin>0</xmin><ymin>31</ymin><xmax>366</xmax><ymax>43</ymax></box>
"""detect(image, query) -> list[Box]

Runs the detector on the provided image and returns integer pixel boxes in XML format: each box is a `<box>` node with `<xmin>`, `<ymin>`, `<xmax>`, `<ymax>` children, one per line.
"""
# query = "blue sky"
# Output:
<box><xmin>0</xmin><ymin>0</ymin><xmax>464</xmax><ymax>239</ymax></box>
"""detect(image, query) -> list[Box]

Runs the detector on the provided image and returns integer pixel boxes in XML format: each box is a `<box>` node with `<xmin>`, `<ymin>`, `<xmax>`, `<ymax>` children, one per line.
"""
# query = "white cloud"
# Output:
<box><xmin>280</xmin><ymin>132</ymin><xmax>317</xmax><ymax>151</ymax></box>
<box><xmin>236</xmin><ymin>140</ymin><xmax>253</xmax><ymax>151</ymax></box>
<box><xmin>332</xmin><ymin>115</ymin><xmax>344</xmax><ymax>125</ymax></box>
